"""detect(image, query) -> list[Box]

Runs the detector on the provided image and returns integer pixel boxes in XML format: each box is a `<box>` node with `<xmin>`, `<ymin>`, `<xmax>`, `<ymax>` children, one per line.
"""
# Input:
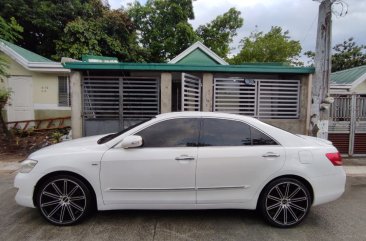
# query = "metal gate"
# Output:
<box><xmin>214</xmin><ymin>78</ymin><xmax>300</xmax><ymax>118</ymax></box>
<box><xmin>181</xmin><ymin>73</ymin><xmax>201</xmax><ymax>111</ymax></box>
<box><xmin>83</xmin><ymin>76</ymin><xmax>159</xmax><ymax>136</ymax></box>
<box><xmin>329</xmin><ymin>94</ymin><xmax>366</xmax><ymax>156</ymax></box>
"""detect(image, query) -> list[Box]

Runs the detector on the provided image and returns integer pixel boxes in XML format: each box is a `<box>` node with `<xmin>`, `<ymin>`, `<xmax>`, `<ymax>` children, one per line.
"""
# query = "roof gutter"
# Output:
<box><xmin>62</xmin><ymin>62</ymin><xmax>315</xmax><ymax>74</ymax></box>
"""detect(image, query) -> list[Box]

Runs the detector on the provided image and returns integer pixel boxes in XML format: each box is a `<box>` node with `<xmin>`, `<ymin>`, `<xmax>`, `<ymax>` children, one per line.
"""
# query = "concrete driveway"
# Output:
<box><xmin>1</xmin><ymin>172</ymin><xmax>366</xmax><ymax>241</ymax></box>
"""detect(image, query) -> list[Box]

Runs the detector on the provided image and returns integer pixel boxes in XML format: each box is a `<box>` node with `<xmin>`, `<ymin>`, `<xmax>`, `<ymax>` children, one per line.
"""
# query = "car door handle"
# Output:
<box><xmin>262</xmin><ymin>152</ymin><xmax>280</xmax><ymax>158</ymax></box>
<box><xmin>175</xmin><ymin>155</ymin><xmax>195</xmax><ymax>161</ymax></box>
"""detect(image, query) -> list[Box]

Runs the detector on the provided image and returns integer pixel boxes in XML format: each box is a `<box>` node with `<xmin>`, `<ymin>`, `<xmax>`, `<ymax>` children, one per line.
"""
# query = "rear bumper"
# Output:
<box><xmin>311</xmin><ymin>167</ymin><xmax>346</xmax><ymax>206</ymax></box>
<box><xmin>14</xmin><ymin>172</ymin><xmax>38</xmax><ymax>208</ymax></box>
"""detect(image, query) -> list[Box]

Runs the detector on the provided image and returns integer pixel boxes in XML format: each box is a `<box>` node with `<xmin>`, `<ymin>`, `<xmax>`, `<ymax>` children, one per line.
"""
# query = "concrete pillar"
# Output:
<box><xmin>160</xmin><ymin>73</ymin><xmax>172</xmax><ymax>113</ymax></box>
<box><xmin>305</xmin><ymin>74</ymin><xmax>313</xmax><ymax>135</ymax></box>
<box><xmin>70</xmin><ymin>71</ymin><xmax>82</xmax><ymax>138</ymax></box>
<box><xmin>202</xmin><ymin>73</ymin><xmax>213</xmax><ymax>112</ymax></box>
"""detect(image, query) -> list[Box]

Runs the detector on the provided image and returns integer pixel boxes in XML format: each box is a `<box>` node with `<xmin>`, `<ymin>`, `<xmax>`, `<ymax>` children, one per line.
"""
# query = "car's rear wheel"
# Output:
<box><xmin>259</xmin><ymin>178</ymin><xmax>311</xmax><ymax>228</ymax></box>
<box><xmin>37</xmin><ymin>175</ymin><xmax>92</xmax><ymax>225</ymax></box>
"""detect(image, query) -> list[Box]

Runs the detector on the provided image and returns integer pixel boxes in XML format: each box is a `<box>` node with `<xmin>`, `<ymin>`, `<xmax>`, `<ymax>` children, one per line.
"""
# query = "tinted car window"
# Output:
<box><xmin>200</xmin><ymin>118</ymin><xmax>251</xmax><ymax>146</ymax></box>
<box><xmin>251</xmin><ymin>127</ymin><xmax>277</xmax><ymax>145</ymax></box>
<box><xmin>136</xmin><ymin>118</ymin><xmax>200</xmax><ymax>147</ymax></box>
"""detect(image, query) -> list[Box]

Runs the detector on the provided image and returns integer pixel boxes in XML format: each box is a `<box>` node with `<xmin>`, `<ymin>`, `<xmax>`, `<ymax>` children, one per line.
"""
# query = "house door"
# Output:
<box><xmin>7</xmin><ymin>76</ymin><xmax>34</xmax><ymax>122</ymax></box>
<box><xmin>182</xmin><ymin>73</ymin><xmax>201</xmax><ymax>111</ymax></box>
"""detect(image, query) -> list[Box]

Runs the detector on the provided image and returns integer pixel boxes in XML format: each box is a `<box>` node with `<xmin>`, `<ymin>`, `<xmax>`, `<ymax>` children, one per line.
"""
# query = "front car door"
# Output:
<box><xmin>100</xmin><ymin>117</ymin><xmax>200</xmax><ymax>205</ymax></box>
<box><xmin>196</xmin><ymin>118</ymin><xmax>286</xmax><ymax>204</ymax></box>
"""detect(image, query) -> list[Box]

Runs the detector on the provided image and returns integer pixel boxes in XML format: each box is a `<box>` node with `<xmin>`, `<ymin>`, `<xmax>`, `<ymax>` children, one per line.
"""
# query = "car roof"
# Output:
<box><xmin>156</xmin><ymin>111</ymin><xmax>257</xmax><ymax>122</ymax></box>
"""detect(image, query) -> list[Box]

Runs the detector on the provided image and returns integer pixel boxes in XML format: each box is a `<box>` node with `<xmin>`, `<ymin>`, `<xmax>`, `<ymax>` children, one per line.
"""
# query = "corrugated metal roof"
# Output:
<box><xmin>63</xmin><ymin>62</ymin><xmax>315</xmax><ymax>74</ymax></box>
<box><xmin>0</xmin><ymin>39</ymin><xmax>53</xmax><ymax>63</ymax></box>
<box><xmin>331</xmin><ymin>65</ymin><xmax>366</xmax><ymax>85</ymax></box>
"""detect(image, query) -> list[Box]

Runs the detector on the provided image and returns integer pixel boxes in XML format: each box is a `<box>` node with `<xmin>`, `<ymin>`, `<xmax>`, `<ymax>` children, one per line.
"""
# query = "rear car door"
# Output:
<box><xmin>196</xmin><ymin>118</ymin><xmax>286</xmax><ymax>204</ymax></box>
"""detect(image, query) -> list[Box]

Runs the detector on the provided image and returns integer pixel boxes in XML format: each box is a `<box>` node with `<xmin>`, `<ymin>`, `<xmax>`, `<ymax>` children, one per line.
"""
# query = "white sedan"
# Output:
<box><xmin>14</xmin><ymin>112</ymin><xmax>346</xmax><ymax>227</ymax></box>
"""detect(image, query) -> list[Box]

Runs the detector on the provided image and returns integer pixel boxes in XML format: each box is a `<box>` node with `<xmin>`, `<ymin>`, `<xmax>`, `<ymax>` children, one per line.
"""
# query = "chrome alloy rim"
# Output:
<box><xmin>265</xmin><ymin>181</ymin><xmax>309</xmax><ymax>226</ymax></box>
<box><xmin>39</xmin><ymin>179</ymin><xmax>86</xmax><ymax>224</ymax></box>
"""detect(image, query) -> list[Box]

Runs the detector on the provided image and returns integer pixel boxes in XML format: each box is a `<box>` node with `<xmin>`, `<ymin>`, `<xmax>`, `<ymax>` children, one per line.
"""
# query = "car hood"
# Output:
<box><xmin>296</xmin><ymin>134</ymin><xmax>333</xmax><ymax>146</ymax></box>
<box><xmin>28</xmin><ymin>134</ymin><xmax>109</xmax><ymax>160</ymax></box>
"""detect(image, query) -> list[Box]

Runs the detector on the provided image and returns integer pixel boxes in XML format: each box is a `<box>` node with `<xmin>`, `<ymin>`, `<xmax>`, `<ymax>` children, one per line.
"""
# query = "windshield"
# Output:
<box><xmin>97</xmin><ymin>119</ymin><xmax>152</xmax><ymax>144</ymax></box>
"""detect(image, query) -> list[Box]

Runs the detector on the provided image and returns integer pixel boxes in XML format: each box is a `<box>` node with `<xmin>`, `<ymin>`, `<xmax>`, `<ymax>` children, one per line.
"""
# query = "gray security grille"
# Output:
<box><xmin>257</xmin><ymin>79</ymin><xmax>300</xmax><ymax>118</ymax></box>
<box><xmin>82</xmin><ymin>76</ymin><xmax>159</xmax><ymax>135</ymax></box>
<box><xmin>120</xmin><ymin>77</ymin><xmax>160</xmax><ymax>128</ymax></box>
<box><xmin>83</xmin><ymin>76</ymin><xmax>119</xmax><ymax>119</ymax></box>
<box><xmin>214</xmin><ymin>78</ymin><xmax>300</xmax><ymax>119</ymax></box>
<box><xmin>214</xmin><ymin>78</ymin><xmax>256</xmax><ymax>115</ymax></box>
<box><xmin>182</xmin><ymin>73</ymin><xmax>201</xmax><ymax>111</ymax></box>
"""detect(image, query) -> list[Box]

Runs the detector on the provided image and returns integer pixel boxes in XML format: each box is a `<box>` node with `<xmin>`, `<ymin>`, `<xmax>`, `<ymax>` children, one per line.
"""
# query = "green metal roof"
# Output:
<box><xmin>175</xmin><ymin>48</ymin><xmax>221</xmax><ymax>65</ymax></box>
<box><xmin>331</xmin><ymin>65</ymin><xmax>366</xmax><ymax>85</ymax></box>
<box><xmin>63</xmin><ymin>62</ymin><xmax>314</xmax><ymax>74</ymax></box>
<box><xmin>0</xmin><ymin>39</ymin><xmax>53</xmax><ymax>63</ymax></box>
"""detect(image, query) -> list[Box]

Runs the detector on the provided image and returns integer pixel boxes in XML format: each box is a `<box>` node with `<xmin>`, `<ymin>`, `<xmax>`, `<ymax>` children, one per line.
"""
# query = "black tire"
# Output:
<box><xmin>36</xmin><ymin>174</ymin><xmax>93</xmax><ymax>226</ymax></box>
<box><xmin>259</xmin><ymin>178</ymin><xmax>311</xmax><ymax>228</ymax></box>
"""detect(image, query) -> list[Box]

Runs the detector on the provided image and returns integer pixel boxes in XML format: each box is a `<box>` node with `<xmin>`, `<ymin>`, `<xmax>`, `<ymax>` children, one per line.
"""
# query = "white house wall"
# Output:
<box><xmin>0</xmin><ymin>54</ymin><xmax>71</xmax><ymax>121</ymax></box>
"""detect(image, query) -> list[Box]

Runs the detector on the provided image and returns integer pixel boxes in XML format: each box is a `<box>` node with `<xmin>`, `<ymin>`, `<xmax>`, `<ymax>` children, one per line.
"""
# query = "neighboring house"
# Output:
<box><xmin>328</xmin><ymin>65</ymin><xmax>366</xmax><ymax>156</ymax></box>
<box><xmin>63</xmin><ymin>41</ymin><xmax>315</xmax><ymax>138</ymax></box>
<box><xmin>0</xmin><ymin>39</ymin><xmax>70</xmax><ymax>125</ymax></box>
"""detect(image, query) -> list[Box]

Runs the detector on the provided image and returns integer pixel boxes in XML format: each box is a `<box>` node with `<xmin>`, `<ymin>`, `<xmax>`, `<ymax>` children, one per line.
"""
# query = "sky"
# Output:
<box><xmin>109</xmin><ymin>0</ymin><xmax>366</xmax><ymax>58</ymax></box>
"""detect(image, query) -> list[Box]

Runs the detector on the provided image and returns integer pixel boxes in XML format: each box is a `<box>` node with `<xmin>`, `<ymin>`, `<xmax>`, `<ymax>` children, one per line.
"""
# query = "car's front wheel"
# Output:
<box><xmin>259</xmin><ymin>178</ymin><xmax>311</xmax><ymax>228</ymax></box>
<box><xmin>36</xmin><ymin>175</ymin><xmax>93</xmax><ymax>225</ymax></box>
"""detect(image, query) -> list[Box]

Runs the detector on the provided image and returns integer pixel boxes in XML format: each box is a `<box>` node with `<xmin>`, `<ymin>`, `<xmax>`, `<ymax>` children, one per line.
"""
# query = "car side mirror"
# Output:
<box><xmin>120</xmin><ymin>135</ymin><xmax>143</xmax><ymax>149</ymax></box>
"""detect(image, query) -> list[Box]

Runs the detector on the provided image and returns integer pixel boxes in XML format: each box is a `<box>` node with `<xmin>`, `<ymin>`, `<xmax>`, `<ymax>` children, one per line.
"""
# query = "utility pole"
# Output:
<box><xmin>310</xmin><ymin>0</ymin><xmax>334</xmax><ymax>139</ymax></box>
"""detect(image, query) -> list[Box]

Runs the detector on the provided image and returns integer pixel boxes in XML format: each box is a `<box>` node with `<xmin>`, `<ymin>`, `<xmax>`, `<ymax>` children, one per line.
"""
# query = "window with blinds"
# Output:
<box><xmin>58</xmin><ymin>76</ymin><xmax>70</xmax><ymax>107</ymax></box>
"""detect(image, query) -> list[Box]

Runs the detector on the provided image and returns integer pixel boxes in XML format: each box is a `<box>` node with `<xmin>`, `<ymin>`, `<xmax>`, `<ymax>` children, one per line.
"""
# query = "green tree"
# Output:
<box><xmin>0</xmin><ymin>16</ymin><xmax>23</xmax><ymax>80</ymax></box>
<box><xmin>54</xmin><ymin>9</ymin><xmax>140</xmax><ymax>61</ymax></box>
<box><xmin>196</xmin><ymin>8</ymin><xmax>243</xmax><ymax>59</ymax></box>
<box><xmin>331</xmin><ymin>37</ymin><xmax>366</xmax><ymax>72</ymax></box>
<box><xmin>128</xmin><ymin>0</ymin><xmax>198</xmax><ymax>62</ymax></box>
<box><xmin>0</xmin><ymin>0</ymin><xmax>107</xmax><ymax>59</ymax></box>
<box><xmin>230</xmin><ymin>26</ymin><xmax>302</xmax><ymax>65</ymax></box>
<box><xmin>0</xmin><ymin>17</ymin><xmax>23</xmax><ymax>43</ymax></box>
<box><xmin>0</xmin><ymin>17</ymin><xmax>23</xmax><ymax>138</ymax></box>
<box><xmin>304</xmin><ymin>50</ymin><xmax>315</xmax><ymax>67</ymax></box>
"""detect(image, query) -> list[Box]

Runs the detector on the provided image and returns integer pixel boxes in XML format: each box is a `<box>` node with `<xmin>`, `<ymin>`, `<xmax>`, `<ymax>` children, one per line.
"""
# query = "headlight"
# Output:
<box><xmin>19</xmin><ymin>159</ymin><xmax>38</xmax><ymax>173</ymax></box>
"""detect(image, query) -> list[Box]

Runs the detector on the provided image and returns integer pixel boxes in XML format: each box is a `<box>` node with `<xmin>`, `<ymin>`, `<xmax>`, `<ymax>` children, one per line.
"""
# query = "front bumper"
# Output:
<box><xmin>311</xmin><ymin>167</ymin><xmax>346</xmax><ymax>206</ymax></box>
<box><xmin>14</xmin><ymin>172</ymin><xmax>39</xmax><ymax>208</ymax></box>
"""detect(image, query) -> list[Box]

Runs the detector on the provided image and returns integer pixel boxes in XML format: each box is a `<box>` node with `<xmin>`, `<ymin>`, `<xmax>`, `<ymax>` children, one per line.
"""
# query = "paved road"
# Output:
<box><xmin>1</xmin><ymin>172</ymin><xmax>365</xmax><ymax>241</ymax></box>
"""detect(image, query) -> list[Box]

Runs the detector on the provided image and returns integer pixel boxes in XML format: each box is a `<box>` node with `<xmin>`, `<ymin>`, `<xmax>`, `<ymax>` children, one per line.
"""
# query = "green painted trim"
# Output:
<box><xmin>63</xmin><ymin>62</ymin><xmax>315</xmax><ymax>74</ymax></box>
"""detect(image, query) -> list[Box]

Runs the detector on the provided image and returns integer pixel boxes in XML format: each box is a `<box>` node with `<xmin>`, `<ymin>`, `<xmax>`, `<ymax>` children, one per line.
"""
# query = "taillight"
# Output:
<box><xmin>326</xmin><ymin>152</ymin><xmax>343</xmax><ymax>166</ymax></box>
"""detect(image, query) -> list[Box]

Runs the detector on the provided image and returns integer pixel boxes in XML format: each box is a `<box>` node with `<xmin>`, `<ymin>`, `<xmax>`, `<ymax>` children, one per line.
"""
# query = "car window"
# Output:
<box><xmin>251</xmin><ymin>127</ymin><xmax>278</xmax><ymax>145</ymax></box>
<box><xmin>200</xmin><ymin>118</ymin><xmax>278</xmax><ymax>146</ymax></box>
<box><xmin>200</xmin><ymin>118</ymin><xmax>251</xmax><ymax>146</ymax></box>
<box><xmin>136</xmin><ymin>118</ymin><xmax>200</xmax><ymax>147</ymax></box>
<box><xmin>97</xmin><ymin>119</ymin><xmax>152</xmax><ymax>144</ymax></box>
